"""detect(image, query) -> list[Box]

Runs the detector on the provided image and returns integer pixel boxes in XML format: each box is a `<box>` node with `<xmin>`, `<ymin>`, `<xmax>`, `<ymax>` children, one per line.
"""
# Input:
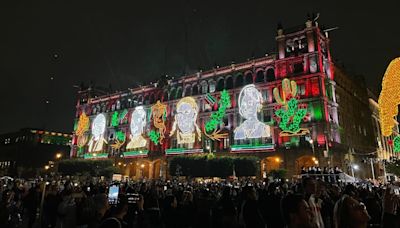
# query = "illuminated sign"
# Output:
<box><xmin>88</xmin><ymin>113</ymin><xmax>107</xmax><ymax>152</ymax></box>
<box><xmin>234</xmin><ymin>84</ymin><xmax>271</xmax><ymax>139</ymax></box>
<box><xmin>126</xmin><ymin>106</ymin><xmax>147</xmax><ymax>149</ymax></box>
<box><xmin>170</xmin><ymin>97</ymin><xmax>201</xmax><ymax>144</ymax></box>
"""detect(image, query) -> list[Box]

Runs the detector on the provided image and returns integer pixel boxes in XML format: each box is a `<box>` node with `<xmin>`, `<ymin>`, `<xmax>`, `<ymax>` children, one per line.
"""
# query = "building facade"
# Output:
<box><xmin>70</xmin><ymin>19</ymin><xmax>375</xmax><ymax>179</ymax></box>
<box><xmin>0</xmin><ymin>128</ymin><xmax>72</xmax><ymax>177</ymax></box>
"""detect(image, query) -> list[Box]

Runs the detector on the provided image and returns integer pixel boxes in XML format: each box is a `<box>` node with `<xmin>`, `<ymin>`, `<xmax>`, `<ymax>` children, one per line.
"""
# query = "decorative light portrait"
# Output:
<box><xmin>234</xmin><ymin>84</ymin><xmax>271</xmax><ymax>140</ymax></box>
<box><xmin>126</xmin><ymin>106</ymin><xmax>147</xmax><ymax>149</ymax></box>
<box><xmin>170</xmin><ymin>97</ymin><xmax>201</xmax><ymax>144</ymax></box>
<box><xmin>149</xmin><ymin>101</ymin><xmax>167</xmax><ymax>145</ymax></box>
<box><xmin>88</xmin><ymin>113</ymin><xmax>107</xmax><ymax>152</ymax></box>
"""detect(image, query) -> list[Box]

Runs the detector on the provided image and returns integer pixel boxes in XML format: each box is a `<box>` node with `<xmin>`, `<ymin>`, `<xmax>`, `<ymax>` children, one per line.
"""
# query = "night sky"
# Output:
<box><xmin>1</xmin><ymin>0</ymin><xmax>399</xmax><ymax>134</ymax></box>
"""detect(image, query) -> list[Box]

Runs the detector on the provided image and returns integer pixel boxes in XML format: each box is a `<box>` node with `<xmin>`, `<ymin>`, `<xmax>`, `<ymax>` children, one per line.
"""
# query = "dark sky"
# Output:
<box><xmin>1</xmin><ymin>0</ymin><xmax>399</xmax><ymax>134</ymax></box>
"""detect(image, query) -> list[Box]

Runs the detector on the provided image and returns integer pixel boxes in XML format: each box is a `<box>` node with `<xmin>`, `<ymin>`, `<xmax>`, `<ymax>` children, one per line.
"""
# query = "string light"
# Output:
<box><xmin>394</xmin><ymin>135</ymin><xmax>400</xmax><ymax>153</ymax></box>
<box><xmin>378</xmin><ymin>57</ymin><xmax>400</xmax><ymax>137</ymax></box>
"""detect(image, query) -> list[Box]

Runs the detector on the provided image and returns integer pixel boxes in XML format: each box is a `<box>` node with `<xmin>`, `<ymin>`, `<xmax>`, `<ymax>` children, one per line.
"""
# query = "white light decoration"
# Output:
<box><xmin>170</xmin><ymin>97</ymin><xmax>201</xmax><ymax>144</ymax></box>
<box><xmin>88</xmin><ymin>113</ymin><xmax>107</xmax><ymax>152</ymax></box>
<box><xmin>234</xmin><ymin>84</ymin><xmax>271</xmax><ymax>139</ymax></box>
<box><xmin>126</xmin><ymin>106</ymin><xmax>147</xmax><ymax>149</ymax></box>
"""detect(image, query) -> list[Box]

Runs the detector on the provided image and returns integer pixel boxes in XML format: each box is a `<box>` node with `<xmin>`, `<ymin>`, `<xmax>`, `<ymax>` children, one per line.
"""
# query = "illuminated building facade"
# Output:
<box><xmin>70</xmin><ymin>19</ymin><xmax>376</xmax><ymax>178</ymax></box>
<box><xmin>0</xmin><ymin>128</ymin><xmax>72</xmax><ymax>176</ymax></box>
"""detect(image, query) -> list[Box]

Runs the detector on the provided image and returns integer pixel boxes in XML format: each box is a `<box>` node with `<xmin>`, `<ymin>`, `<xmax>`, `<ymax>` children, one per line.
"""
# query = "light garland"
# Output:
<box><xmin>148</xmin><ymin>130</ymin><xmax>161</xmax><ymax>145</ymax></box>
<box><xmin>273</xmin><ymin>79</ymin><xmax>309</xmax><ymax>136</ymax></box>
<box><xmin>204</xmin><ymin>90</ymin><xmax>231</xmax><ymax>141</ymax></box>
<box><xmin>170</xmin><ymin>97</ymin><xmax>202</xmax><ymax>144</ymax></box>
<box><xmin>234</xmin><ymin>84</ymin><xmax>271</xmax><ymax>140</ymax></box>
<box><xmin>378</xmin><ymin>57</ymin><xmax>400</xmax><ymax>137</ymax></box>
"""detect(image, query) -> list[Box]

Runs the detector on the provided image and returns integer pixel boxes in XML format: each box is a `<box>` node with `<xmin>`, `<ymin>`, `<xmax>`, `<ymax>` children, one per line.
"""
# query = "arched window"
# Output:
<box><xmin>176</xmin><ymin>87</ymin><xmax>183</xmax><ymax>99</ymax></box>
<box><xmin>226</xmin><ymin>76</ymin><xmax>233</xmax><ymax>89</ymax></box>
<box><xmin>216</xmin><ymin>78</ymin><xmax>224</xmax><ymax>91</ymax></box>
<box><xmin>266</xmin><ymin>68</ymin><xmax>275</xmax><ymax>82</ymax></box>
<box><xmin>169</xmin><ymin>88</ymin><xmax>176</xmax><ymax>100</ymax></box>
<box><xmin>201</xmin><ymin>81</ymin><xmax>208</xmax><ymax>94</ymax></box>
<box><xmin>163</xmin><ymin>90</ymin><xmax>169</xmax><ymax>101</ymax></box>
<box><xmin>245</xmin><ymin>72</ymin><xmax>253</xmax><ymax>84</ymax></box>
<box><xmin>144</xmin><ymin>95</ymin><xmax>150</xmax><ymax>105</ymax></box>
<box><xmin>137</xmin><ymin>95</ymin><xmax>143</xmax><ymax>105</ymax></box>
<box><xmin>184</xmin><ymin>85</ymin><xmax>192</xmax><ymax>97</ymax></box>
<box><xmin>192</xmin><ymin>84</ymin><xmax>199</xmax><ymax>95</ymax></box>
<box><xmin>235</xmin><ymin>74</ymin><xmax>244</xmax><ymax>87</ymax></box>
<box><xmin>149</xmin><ymin>94</ymin><xmax>155</xmax><ymax>104</ymax></box>
<box><xmin>209</xmin><ymin>81</ymin><xmax>216</xmax><ymax>93</ymax></box>
<box><xmin>255</xmin><ymin>70</ymin><xmax>264</xmax><ymax>83</ymax></box>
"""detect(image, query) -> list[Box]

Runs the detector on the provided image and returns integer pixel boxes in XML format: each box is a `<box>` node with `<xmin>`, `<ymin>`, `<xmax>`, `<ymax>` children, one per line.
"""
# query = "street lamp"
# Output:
<box><xmin>56</xmin><ymin>153</ymin><xmax>62</xmax><ymax>159</ymax></box>
<box><xmin>44</xmin><ymin>165</ymin><xmax>50</xmax><ymax>170</ymax></box>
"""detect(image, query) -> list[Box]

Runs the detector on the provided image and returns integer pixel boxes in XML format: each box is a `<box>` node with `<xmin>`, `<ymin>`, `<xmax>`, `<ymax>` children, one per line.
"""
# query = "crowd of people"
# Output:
<box><xmin>0</xmin><ymin>174</ymin><xmax>399</xmax><ymax>228</ymax></box>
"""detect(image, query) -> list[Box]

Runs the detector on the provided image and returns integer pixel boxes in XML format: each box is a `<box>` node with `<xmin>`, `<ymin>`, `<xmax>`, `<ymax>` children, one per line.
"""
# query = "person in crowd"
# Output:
<box><xmin>333</xmin><ymin>194</ymin><xmax>370</xmax><ymax>228</ymax></box>
<box><xmin>303</xmin><ymin>177</ymin><xmax>324</xmax><ymax>228</ymax></box>
<box><xmin>56</xmin><ymin>188</ymin><xmax>77</xmax><ymax>228</ymax></box>
<box><xmin>99</xmin><ymin>194</ymin><xmax>129</xmax><ymax>228</ymax></box>
<box><xmin>241</xmin><ymin>185</ymin><xmax>265</xmax><ymax>228</ymax></box>
<box><xmin>281</xmin><ymin>194</ymin><xmax>314</xmax><ymax>228</ymax></box>
<box><xmin>162</xmin><ymin>195</ymin><xmax>178</xmax><ymax>228</ymax></box>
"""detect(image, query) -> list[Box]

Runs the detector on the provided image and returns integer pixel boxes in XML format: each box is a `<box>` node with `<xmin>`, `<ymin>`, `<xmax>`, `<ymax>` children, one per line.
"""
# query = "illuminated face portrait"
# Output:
<box><xmin>170</xmin><ymin>97</ymin><xmax>201</xmax><ymax>144</ymax></box>
<box><xmin>126</xmin><ymin>106</ymin><xmax>147</xmax><ymax>149</ymax></box>
<box><xmin>239</xmin><ymin>84</ymin><xmax>262</xmax><ymax>120</ymax></box>
<box><xmin>177</xmin><ymin>102</ymin><xmax>196</xmax><ymax>134</ymax></box>
<box><xmin>130</xmin><ymin>106</ymin><xmax>146</xmax><ymax>137</ymax></box>
<box><xmin>234</xmin><ymin>84</ymin><xmax>270</xmax><ymax>140</ymax></box>
<box><xmin>92</xmin><ymin>114</ymin><xmax>106</xmax><ymax>139</ymax></box>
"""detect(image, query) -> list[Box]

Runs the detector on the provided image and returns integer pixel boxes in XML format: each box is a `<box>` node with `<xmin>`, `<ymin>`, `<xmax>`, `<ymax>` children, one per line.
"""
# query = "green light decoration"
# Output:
<box><xmin>312</xmin><ymin>103</ymin><xmax>323</xmax><ymax>121</ymax></box>
<box><xmin>204</xmin><ymin>90</ymin><xmax>231</xmax><ymax>140</ymax></box>
<box><xmin>148</xmin><ymin>130</ymin><xmax>160</xmax><ymax>145</ymax></box>
<box><xmin>115</xmin><ymin>131</ymin><xmax>126</xmax><ymax>142</ymax></box>
<box><xmin>273</xmin><ymin>79</ymin><xmax>309</xmax><ymax>136</ymax></box>
<box><xmin>123</xmin><ymin>150</ymin><xmax>149</xmax><ymax>157</ymax></box>
<box><xmin>111</xmin><ymin>111</ymin><xmax>119</xmax><ymax>127</ymax></box>
<box><xmin>394</xmin><ymin>136</ymin><xmax>400</xmax><ymax>153</ymax></box>
<box><xmin>84</xmin><ymin>153</ymin><xmax>108</xmax><ymax>159</ymax></box>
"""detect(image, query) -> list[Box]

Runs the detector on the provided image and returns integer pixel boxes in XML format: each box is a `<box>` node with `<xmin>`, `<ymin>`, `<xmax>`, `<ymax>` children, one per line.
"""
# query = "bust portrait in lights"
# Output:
<box><xmin>170</xmin><ymin>97</ymin><xmax>201</xmax><ymax>144</ymax></box>
<box><xmin>126</xmin><ymin>106</ymin><xmax>147</xmax><ymax>149</ymax></box>
<box><xmin>234</xmin><ymin>84</ymin><xmax>271</xmax><ymax>140</ymax></box>
<box><xmin>88</xmin><ymin>113</ymin><xmax>107</xmax><ymax>152</ymax></box>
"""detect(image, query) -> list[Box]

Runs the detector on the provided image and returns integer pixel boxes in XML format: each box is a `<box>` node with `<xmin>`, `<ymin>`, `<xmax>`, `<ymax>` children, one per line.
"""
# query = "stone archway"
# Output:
<box><xmin>261</xmin><ymin>157</ymin><xmax>282</xmax><ymax>177</ymax></box>
<box><xmin>295</xmin><ymin>155</ymin><xmax>315</xmax><ymax>174</ymax></box>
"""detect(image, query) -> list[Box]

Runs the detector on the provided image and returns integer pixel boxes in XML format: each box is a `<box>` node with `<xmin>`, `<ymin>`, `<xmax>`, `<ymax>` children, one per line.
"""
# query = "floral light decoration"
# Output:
<box><xmin>273</xmin><ymin>78</ymin><xmax>309</xmax><ymax>136</ymax></box>
<box><xmin>148</xmin><ymin>101</ymin><xmax>167</xmax><ymax>145</ymax></box>
<box><xmin>110</xmin><ymin>109</ymin><xmax>129</xmax><ymax>150</ymax></box>
<box><xmin>204</xmin><ymin>90</ymin><xmax>231</xmax><ymax>141</ymax></box>
<box><xmin>76</xmin><ymin>112</ymin><xmax>90</xmax><ymax>151</ymax></box>
<box><xmin>378</xmin><ymin>57</ymin><xmax>400</xmax><ymax>137</ymax></box>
